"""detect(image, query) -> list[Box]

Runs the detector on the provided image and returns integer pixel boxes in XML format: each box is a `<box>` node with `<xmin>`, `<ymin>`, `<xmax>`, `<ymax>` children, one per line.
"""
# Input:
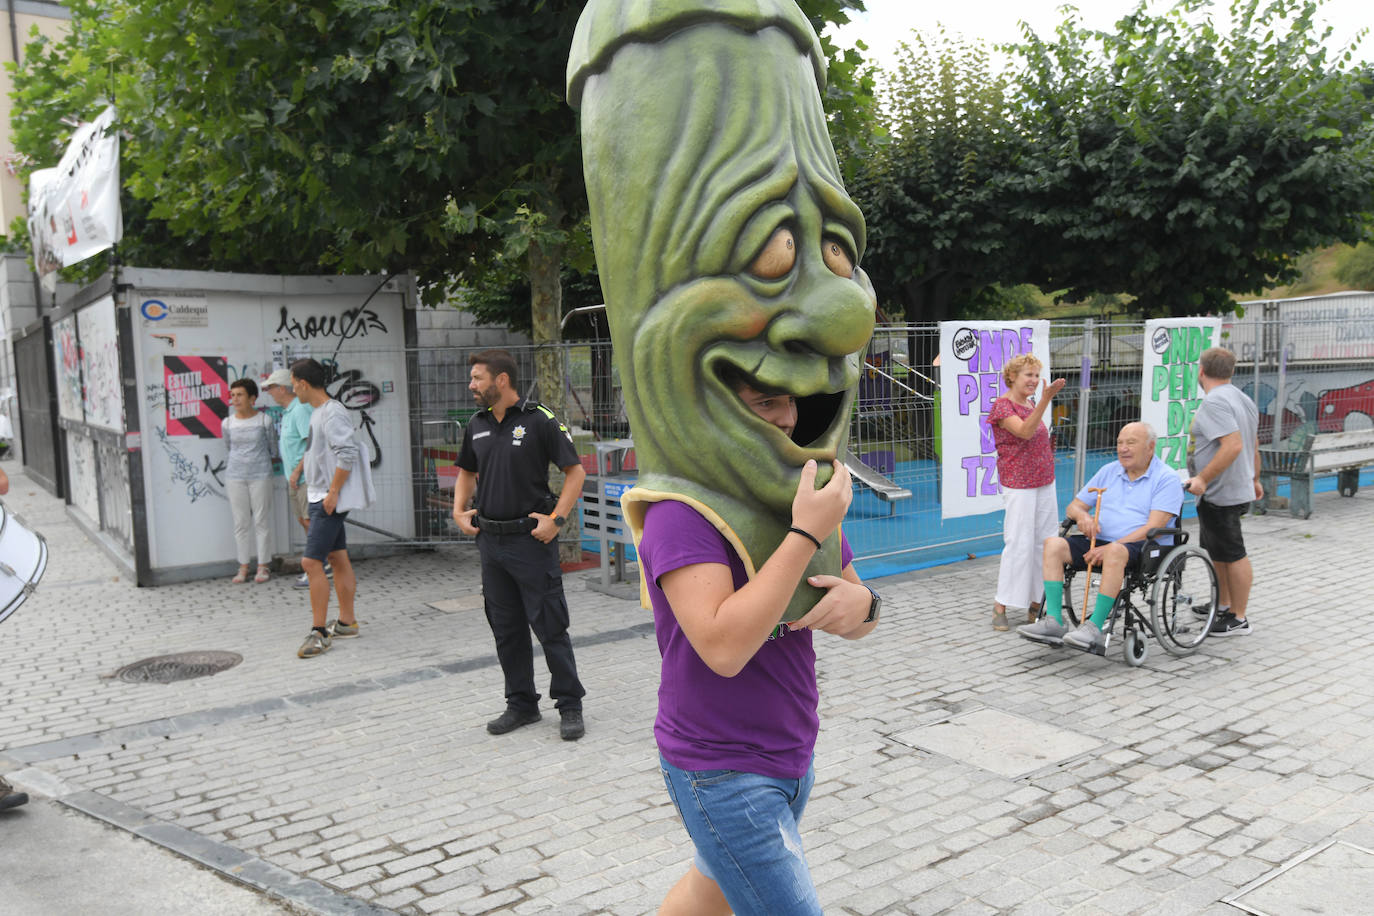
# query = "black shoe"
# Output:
<box><xmin>559</xmin><ymin>709</ymin><xmax>585</xmax><ymax>741</ymax></box>
<box><xmin>0</xmin><ymin>778</ymin><xmax>29</xmax><ymax>811</ymax></box>
<box><xmin>1209</xmin><ymin>611</ymin><xmax>1251</xmax><ymax>637</ymax></box>
<box><xmin>486</xmin><ymin>707</ymin><xmax>541</xmax><ymax>735</ymax></box>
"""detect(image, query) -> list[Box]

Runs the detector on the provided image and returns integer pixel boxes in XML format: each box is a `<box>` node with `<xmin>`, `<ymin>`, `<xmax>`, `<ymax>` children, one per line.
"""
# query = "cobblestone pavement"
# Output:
<box><xmin>3</xmin><ymin>462</ymin><xmax>1373</xmax><ymax>915</ymax></box>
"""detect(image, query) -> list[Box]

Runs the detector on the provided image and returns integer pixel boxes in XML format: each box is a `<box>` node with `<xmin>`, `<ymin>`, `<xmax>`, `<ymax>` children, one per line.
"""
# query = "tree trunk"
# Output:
<box><xmin>529</xmin><ymin>235</ymin><xmax>581</xmax><ymax>565</ymax></box>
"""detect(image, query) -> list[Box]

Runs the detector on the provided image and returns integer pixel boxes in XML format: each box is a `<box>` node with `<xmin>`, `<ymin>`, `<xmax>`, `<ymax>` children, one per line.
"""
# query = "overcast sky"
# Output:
<box><xmin>831</xmin><ymin>0</ymin><xmax>1371</xmax><ymax>72</ymax></box>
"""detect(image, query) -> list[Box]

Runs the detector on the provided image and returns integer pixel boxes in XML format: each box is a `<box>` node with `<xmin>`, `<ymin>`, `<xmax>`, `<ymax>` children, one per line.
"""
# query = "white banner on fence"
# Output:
<box><xmin>26</xmin><ymin>106</ymin><xmax>123</xmax><ymax>280</ymax></box>
<box><xmin>1141</xmin><ymin>317</ymin><xmax>1222</xmax><ymax>478</ymax></box>
<box><xmin>939</xmin><ymin>320</ymin><xmax>1051</xmax><ymax>519</ymax></box>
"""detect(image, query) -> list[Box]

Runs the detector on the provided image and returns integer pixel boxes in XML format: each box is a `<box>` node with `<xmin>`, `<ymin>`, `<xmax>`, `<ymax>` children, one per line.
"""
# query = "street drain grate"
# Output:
<box><xmin>113</xmin><ymin>651</ymin><xmax>243</xmax><ymax>684</ymax></box>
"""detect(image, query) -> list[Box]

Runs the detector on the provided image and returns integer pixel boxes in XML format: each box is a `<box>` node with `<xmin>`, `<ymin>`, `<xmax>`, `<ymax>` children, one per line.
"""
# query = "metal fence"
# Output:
<box><xmin>385</xmin><ymin>305</ymin><xmax>1374</xmax><ymax>577</ymax></box>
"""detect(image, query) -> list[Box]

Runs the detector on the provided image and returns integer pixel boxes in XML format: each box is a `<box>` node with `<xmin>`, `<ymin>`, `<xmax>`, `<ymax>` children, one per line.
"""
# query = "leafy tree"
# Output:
<box><xmin>850</xmin><ymin>30</ymin><xmax>1021</xmax><ymax>324</ymax></box>
<box><xmin>1006</xmin><ymin>0</ymin><xmax>1374</xmax><ymax>315</ymax></box>
<box><xmin>15</xmin><ymin>0</ymin><xmax>598</xmax><ymax>430</ymax></box>
<box><xmin>438</xmin><ymin>0</ymin><xmax>876</xmax><ymax>335</ymax></box>
<box><xmin>11</xmin><ymin>0</ymin><xmax>872</xmax><ymax>348</ymax></box>
<box><xmin>854</xmin><ymin>0</ymin><xmax>1374</xmax><ymax>322</ymax></box>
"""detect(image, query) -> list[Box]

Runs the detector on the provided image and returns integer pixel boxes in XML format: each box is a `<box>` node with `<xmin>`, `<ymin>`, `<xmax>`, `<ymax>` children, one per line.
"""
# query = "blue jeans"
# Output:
<box><xmin>660</xmin><ymin>756</ymin><xmax>821</xmax><ymax>916</ymax></box>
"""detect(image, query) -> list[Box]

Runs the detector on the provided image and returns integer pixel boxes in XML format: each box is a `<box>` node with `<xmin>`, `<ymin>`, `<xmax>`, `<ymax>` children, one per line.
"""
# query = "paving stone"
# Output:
<box><xmin>5</xmin><ymin>472</ymin><xmax>1373</xmax><ymax>914</ymax></box>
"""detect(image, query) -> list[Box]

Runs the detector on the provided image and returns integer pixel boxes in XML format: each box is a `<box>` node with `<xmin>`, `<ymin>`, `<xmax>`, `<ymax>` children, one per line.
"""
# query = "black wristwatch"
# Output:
<box><xmin>863</xmin><ymin>585</ymin><xmax>881</xmax><ymax>624</ymax></box>
<box><xmin>553</xmin><ymin>514</ymin><xmax>566</xmax><ymax>528</ymax></box>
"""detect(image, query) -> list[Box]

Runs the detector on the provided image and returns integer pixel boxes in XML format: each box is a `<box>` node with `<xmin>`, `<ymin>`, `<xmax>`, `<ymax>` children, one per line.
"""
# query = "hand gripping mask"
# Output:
<box><xmin>568</xmin><ymin>0</ymin><xmax>877</xmax><ymax>622</ymax></box>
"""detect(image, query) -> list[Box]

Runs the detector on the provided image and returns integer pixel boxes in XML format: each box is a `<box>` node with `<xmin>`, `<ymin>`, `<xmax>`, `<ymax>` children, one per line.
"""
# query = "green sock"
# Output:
<box><xmin>1090</xmin><ymin>592</ymin><xmax>1116</xmax><ymax>628</ymax></box>
<box><xmin>1042</xmin><ymin>581</ymin><xmax>1064</xmax><ymax>623</ymax></box>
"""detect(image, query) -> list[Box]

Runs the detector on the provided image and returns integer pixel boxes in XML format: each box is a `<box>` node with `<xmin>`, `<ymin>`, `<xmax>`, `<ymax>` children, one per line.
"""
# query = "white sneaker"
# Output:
<box><xmin>294</xmin><ymin>572</ymin><xmax>310</xmax><ymax>589</ymax></box>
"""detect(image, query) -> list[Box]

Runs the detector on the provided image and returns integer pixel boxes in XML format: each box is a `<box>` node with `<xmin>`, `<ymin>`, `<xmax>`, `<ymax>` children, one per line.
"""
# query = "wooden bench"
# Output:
<box><xmin>1255</xmin><ymin>429</ymin><xmax>1374</xmax><ymax>519</ymax></box>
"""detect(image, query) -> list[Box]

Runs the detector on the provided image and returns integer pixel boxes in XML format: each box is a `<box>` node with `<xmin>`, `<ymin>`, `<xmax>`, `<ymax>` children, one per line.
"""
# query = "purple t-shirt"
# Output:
<box><xmin>638</xmin><ymin>500</ymin><xmax>853</xmax><ymax>779</ymax></box>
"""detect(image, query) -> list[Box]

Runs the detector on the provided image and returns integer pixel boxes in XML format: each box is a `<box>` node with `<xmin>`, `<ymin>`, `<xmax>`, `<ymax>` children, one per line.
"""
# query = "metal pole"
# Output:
<box><xmin>1252</xmin><ymin>313</ymin><xmax>1261</xmax><ymax>436</ymax></box>
<box><xmin>1272</xmin><ymin>320</ymin><xmax>1287</xmax><ymax>445</ymax></box>
<box><xmin>1073</xmin><ymin>318</ymin><xmax>1094</xmax><ymax>493</ymax></box>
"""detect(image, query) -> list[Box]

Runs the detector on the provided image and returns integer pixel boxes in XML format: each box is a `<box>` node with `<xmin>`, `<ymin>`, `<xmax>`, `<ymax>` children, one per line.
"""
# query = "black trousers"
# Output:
<box><xmin>477</xmin><ymin>531</ymin><xmax>585</xmax><ymax>712</ymax></box>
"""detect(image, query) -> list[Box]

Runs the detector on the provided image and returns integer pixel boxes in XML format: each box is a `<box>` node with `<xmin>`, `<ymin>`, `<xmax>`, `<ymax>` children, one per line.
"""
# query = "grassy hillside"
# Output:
<box><xmin>1242</xmin><ymin>243</ymin><xmax>1366</xmax><ymax>301</ymax></box>
<box><xmin>1023</xmin><ymin>242</ymin><xmax>1369</xmax><ymax>320</ymax></box>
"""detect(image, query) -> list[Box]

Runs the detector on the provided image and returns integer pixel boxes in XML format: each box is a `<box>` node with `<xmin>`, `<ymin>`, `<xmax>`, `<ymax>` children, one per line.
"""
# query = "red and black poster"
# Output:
<box><xmin>165</xmin><ymin>355</ymin><xmax>229</xmax><ymax>438</ymax></box>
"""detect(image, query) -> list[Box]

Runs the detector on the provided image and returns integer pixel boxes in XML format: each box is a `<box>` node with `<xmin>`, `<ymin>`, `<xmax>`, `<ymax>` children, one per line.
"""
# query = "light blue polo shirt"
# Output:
<box><xmin>279</xmin><ymin>397</ymin><xmax>314</xmax><ymax>478</ymax></box>
<box><xmin>1077</xmin><ymin>456</ymin><xmax>1183</xmax><ymax>544</ymax></box>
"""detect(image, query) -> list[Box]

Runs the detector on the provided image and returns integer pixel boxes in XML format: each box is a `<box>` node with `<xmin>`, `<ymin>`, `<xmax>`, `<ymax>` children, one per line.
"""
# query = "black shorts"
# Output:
<box><xmin>1197</xmin><ymin>499</ymin><xmax>1248</xmax><ymax>563</ymax></box>
<box><xmin>1064</xmin><ymin>535</ymin><xmax>1144</xmax><ymax>570</ymax></box>
<box><xmin>305</xmin><ymin>501</ymin><xmax>349</xmax><ymax>561</ymax></box>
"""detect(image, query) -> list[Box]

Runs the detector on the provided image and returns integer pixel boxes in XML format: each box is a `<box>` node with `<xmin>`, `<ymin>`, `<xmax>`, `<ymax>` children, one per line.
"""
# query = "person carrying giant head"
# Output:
<box><xmin>568</xmin><ymin>0</ymin><xmax>877</xmax><ymax>622</ymax></box>
<box><xmin>569</xmin><ymin>3</ymin><xmax>882</xmax><ymax>912</ymax></box>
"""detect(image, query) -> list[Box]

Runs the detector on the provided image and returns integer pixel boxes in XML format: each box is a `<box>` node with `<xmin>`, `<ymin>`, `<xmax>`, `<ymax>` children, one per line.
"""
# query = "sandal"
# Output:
<box><xmin>231</xmin><ymin>565</ymin><xmax>250</xmax><ymax>584</ymax></box>
<box><xmin>254</xmin><ymin>565</ymin><xmax>271</xmax><ymax>584</ymax></box>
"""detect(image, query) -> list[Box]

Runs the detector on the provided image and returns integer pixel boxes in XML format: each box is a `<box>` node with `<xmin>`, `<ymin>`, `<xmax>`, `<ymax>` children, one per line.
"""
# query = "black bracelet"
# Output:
<box><xmin>787</xmin><ymin>526</ymin><xmax>823</xmax><ymax>550</ymax></box>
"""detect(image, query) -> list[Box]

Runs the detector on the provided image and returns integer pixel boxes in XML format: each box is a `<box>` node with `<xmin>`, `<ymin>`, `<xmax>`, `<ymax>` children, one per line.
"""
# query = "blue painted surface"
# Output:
<box><xmin>849</xmin><ymin>459</ymin><xmax>1374</xmax><ymax>580</ymax></box>
<box><xmin>580</xmin><ymin>459</ymin><xmax>1374</xmax><ymax>581</ymax></box>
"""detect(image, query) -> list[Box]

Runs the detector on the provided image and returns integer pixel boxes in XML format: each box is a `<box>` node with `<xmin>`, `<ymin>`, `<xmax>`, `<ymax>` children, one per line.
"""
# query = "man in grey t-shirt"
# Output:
<box><xmin>1186</xmin><ymin>347</ymin><xmax>1262</xmax><ymax>637</ymax></box>
<box><xmin>290</xmin><ymin>359</ymin><xmax>363</xmax><ymax>659</ymax></box>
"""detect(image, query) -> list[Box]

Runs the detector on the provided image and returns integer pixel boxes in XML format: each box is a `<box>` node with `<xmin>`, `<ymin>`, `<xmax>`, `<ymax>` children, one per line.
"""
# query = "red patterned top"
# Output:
<box><xmin>988</xmin><ymin>397</ymin><xmax>1055</xmax><ymax>490</ymax></box>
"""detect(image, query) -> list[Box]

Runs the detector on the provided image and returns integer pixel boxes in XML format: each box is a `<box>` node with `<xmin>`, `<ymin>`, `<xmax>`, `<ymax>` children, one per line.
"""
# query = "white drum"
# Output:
<box><xmin>0</xmin><ymin>500</ymin><xmax>47</xmax><ymax>626</ymax></box>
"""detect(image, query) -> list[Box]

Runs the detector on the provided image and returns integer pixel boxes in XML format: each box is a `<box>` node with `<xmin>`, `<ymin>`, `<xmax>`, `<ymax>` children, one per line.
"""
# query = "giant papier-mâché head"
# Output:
<box><xmin>568</xmin><ymin>0</ymin><xmax>877</xmax><ymax>621</ymax></box>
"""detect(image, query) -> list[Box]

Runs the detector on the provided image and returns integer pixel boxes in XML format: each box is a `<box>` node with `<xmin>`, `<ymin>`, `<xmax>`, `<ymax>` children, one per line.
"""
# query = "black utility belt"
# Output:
<box><xmin>476</xmin><ymin>516</ymin><xmax>536</xmax><ymax>535</ymax></box>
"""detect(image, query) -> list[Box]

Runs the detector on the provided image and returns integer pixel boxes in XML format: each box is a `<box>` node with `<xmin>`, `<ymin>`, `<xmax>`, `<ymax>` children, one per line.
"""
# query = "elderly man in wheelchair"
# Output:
<box><xmin>1019</xmin><ymin>422</ymin><xmax>1186</xmax><ymax>656</ymax></box>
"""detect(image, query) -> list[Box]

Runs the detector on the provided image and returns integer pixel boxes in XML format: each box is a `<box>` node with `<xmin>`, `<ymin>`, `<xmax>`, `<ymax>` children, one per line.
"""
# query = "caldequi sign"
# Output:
<box><xmin>140</xmin><ymin>293</ymin><xmax>210</xmax><ymax>327</ymax></box>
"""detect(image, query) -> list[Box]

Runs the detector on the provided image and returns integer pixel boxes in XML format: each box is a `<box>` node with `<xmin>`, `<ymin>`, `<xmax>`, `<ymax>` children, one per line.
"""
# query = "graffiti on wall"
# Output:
<box><xmin>322</xmin><ymin>359</ymin><xmax>383</xmax><ymax>468</ymax></box>
<box><xmin>78</xmin><ymin>299</ymin><xmax>123</xmax><ymax>432</ymax></box>
<box><xmin>157</xmin><ymin>426</ymin><xmax>225</xmax><ymax>503</ymax></box>
<box><xmin>1241</xmin><ymin>372</ymin><xmax>1374</xmax><ymax>445</ymax></box>
<box><xmin>54</xmin><ymin>316</ymin><xmax>84</xmax><ymax>422</ymax></box>
<box><xmin>66</xmin><ymin>431</ymin><xmax>101</xmax><ymax>521</ymax></box>
<box><xmin>276</xmin><ymin>305</ymin><xmax>387</xmax><ymax>343</ymax></box>
<box><xmin>270</xmin><ymin>302</ymin><xmax>391</xmax><ymax>469</ymax></box>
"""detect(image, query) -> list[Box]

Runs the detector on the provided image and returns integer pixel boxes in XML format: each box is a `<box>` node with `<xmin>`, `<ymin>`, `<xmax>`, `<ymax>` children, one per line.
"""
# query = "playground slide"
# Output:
<box><xmin>843</xmin><ymin>449</ymin><xmax>912</xmax><ymax>503</ymax></box>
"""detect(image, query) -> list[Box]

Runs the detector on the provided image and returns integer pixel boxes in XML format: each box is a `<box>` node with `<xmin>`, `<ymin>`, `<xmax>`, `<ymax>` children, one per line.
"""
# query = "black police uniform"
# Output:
<box><xmin>458</xmin><ymin>397</ymin><xmax>585</xmax><ymax>713</ymax></box>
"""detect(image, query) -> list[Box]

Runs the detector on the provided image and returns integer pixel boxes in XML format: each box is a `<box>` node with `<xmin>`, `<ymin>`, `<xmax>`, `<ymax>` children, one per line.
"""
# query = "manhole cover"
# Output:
<box><xmin>113</xmin><ymin>651</ymin><xmax>243</xmax><ymax>684</ymax></box>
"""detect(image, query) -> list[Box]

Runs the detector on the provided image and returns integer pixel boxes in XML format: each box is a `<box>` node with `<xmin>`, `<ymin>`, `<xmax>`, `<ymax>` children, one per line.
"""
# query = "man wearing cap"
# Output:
<box><xmin>263</xmin><ymin>368</ymin><xmax>315</xmax><ymax>588</ymax></box>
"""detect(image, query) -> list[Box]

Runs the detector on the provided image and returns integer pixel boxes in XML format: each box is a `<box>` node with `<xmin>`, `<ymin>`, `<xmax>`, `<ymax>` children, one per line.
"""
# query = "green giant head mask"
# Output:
<box><xmin>568</xmin><ymin>0</ymin><xmax>877</xmax><ymax>620</ymax></box>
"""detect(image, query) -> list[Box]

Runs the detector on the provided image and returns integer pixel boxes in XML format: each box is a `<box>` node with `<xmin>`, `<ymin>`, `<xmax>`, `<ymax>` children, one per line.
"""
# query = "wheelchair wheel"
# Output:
<box><xmin>1123</xmin><ymin>628</ymin><xmax>1147</xmax><ymax>667</ymax></box>
<box><xmin>1149</xmin><ymin>545</ymin><xmax>1218</xmax><ymax>656</ymax></box>
<box><xmin>1061</xmin><ymin>569</ymin><xmax>1087</xmax><ymax>627</ymax></box>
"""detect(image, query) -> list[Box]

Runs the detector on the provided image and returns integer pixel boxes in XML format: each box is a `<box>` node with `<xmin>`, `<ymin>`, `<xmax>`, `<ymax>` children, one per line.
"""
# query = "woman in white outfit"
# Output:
<box><xmin>987</xmin><ymin>355</ymin><xmax>1065</xmax><ymax>630</ymax></box>
<box><xmin>224</xmin><ymin>378</ymin><xmax>277</xmax><ymax>583</ymax></box>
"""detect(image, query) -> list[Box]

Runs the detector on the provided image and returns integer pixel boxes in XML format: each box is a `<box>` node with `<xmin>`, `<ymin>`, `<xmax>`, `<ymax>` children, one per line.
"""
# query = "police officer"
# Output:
<box><xmin>453</xmin><ymin>349</ymin><xmax>588</xmax><ymax>740</ymax></box>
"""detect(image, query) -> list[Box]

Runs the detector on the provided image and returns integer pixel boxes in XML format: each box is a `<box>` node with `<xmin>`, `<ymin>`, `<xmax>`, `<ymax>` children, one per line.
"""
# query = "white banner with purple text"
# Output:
<box><xmin>939</xmin><ymin>320</ymin><xmax>1052</xmax><ymax>519</ymax></box>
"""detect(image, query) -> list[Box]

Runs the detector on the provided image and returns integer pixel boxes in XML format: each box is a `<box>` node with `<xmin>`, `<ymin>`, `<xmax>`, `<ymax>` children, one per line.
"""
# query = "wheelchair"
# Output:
<box><xmin>1053</xmin><ymin>517</ymin><xmax>1219</xmax><ymax>666</ymax></box>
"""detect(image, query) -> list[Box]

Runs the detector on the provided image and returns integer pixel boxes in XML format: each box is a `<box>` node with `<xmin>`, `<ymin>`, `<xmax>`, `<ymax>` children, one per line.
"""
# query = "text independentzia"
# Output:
<box><xmin>955</xmin><ymin>327</ymin><xmax>1036</xmax><ymax>498</ymax></box>
<box><xmin>1149</xmin><ymin>325</ymin><xmax>1215</xmax><ymax>469</ymax></box>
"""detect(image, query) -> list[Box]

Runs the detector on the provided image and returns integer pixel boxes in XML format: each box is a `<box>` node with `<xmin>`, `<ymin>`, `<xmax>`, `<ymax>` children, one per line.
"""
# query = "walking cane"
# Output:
<box><xmin>1082</xmin><ymin>487</ymin><xmax>1108</xmax><ymax>618</ymax></box>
